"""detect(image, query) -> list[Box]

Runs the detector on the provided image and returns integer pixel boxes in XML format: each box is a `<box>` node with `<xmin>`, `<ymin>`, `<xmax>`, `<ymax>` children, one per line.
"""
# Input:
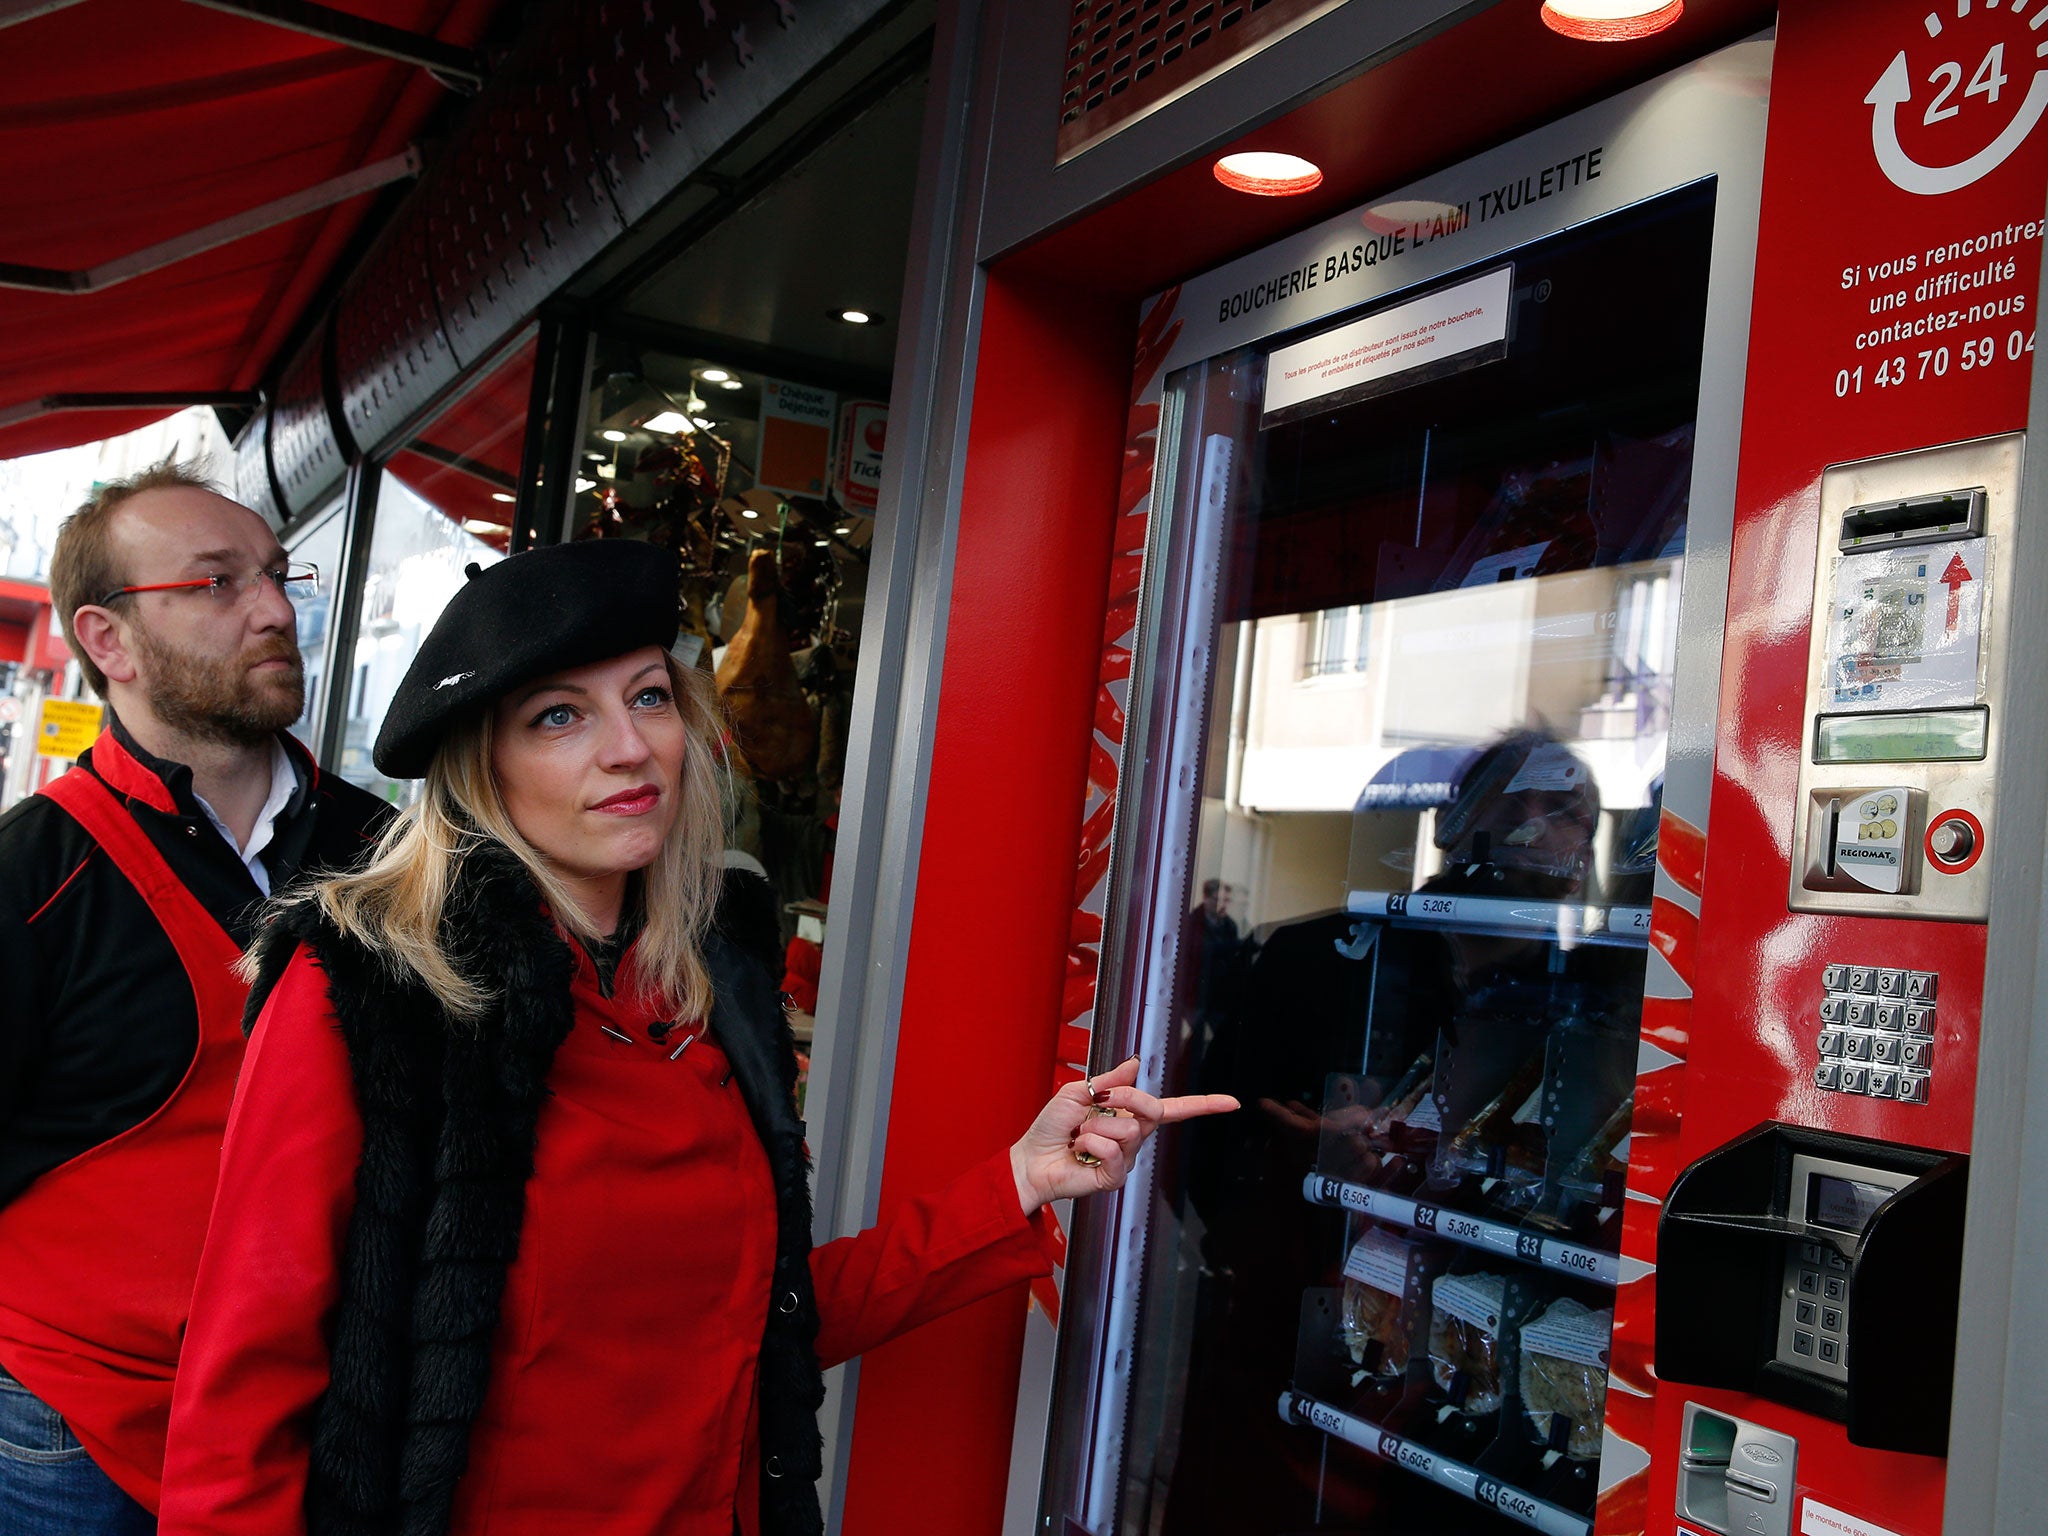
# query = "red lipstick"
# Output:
<box><xmin>591</xmin><ymin>783</ymin><xmax>660</xmax><ymax>816</ymax></box>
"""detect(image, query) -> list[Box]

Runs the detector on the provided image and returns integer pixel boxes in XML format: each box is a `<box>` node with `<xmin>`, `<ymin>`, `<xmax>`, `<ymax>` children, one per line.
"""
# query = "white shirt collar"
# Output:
<box><xmin>192</xmin><ymin>738</ymin><xmax>298</xmax><ymax>897</ymax></box>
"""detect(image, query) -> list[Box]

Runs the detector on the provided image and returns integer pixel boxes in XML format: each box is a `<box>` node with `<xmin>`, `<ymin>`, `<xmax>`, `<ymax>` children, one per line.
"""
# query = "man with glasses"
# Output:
<box><xmin>0</xmin><ymin>460</ymin><xmax>387</xmax><ymax>1534</ymax></box>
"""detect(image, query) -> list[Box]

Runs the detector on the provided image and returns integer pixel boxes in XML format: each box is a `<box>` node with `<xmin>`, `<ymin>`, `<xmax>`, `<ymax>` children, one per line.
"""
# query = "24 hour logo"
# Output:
<box><xmin>1865</xmin><ymin>0</ymin><xmax>2048</xmax><ymax>195</ymax></box>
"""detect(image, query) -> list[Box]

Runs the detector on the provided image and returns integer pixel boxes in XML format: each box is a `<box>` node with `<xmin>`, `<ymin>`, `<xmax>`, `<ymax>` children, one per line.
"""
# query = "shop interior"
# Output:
<box><xmin>282</xmin><ymin>2</ymin><xmax>935</xmax><ymax>1085</ymax></box>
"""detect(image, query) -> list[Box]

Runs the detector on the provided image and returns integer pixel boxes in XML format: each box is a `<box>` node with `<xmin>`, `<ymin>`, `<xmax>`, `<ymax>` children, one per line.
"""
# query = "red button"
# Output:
<box><xmin>1924</xmin><ymin>809</ymin><xmax>1984</xmax><ymax>874</ymax></box>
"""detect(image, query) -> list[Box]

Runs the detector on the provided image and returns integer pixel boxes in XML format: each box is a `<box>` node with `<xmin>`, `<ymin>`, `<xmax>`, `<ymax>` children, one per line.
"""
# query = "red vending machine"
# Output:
<box><xmin>1632</xmin><ymin>3</ymin><xmax>2048</xmax><ymax>1535</ymax></box>
<box><xmin>1020</xmin><ymin>9</ymin><xmax>2048</xmax><ymax>1536</ymax></box>
<box><xmin>1033</xmin><ymin>41</ymin><xmax>1771</xmax><ymax>1536</ymax></box>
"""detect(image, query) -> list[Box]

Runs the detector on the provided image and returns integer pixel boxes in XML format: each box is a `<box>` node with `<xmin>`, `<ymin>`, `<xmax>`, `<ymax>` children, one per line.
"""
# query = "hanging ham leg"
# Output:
<box><xmin>715</xmin><ymin>548</ymin><xmax>817</xmax><ymax>781</ymax></box>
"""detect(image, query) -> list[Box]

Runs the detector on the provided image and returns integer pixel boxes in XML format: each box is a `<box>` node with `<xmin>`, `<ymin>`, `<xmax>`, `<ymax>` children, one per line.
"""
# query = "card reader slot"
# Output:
<box><xmin>1837</xmin><ymin>487</ymin><xmax>1985</xmax><ymax>549</ymax></box>
<box><xmin>1724</xmin><ymin>1469</ymin><xmax>1778</xmax><ymax>1503</ymax></box>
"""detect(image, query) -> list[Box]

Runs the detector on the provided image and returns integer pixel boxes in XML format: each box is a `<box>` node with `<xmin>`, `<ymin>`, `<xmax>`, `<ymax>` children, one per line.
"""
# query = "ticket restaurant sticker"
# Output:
<box><xmin>1826</xmin><ymin>539</ymin><xmax>1986</xmax><ymax>711</ymax></box>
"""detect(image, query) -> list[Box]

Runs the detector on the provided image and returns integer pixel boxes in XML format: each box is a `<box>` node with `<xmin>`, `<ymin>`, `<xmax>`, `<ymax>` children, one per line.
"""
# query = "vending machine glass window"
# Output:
<box><xmin>1042</xmin><ymin>185</ymin><xmax>1717</xmax><ymax>1536</ymax></box>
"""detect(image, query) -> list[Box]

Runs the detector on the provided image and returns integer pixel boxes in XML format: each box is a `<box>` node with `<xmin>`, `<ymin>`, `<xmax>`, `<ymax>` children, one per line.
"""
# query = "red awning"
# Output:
<box><xmin>383</xmin><ymin>334</ymin><xmax>535</xmax><ymax>549</ymax></box>
<box><xmin>0</xmin><ymin>0</ymin><xmax>502</xmax><ymax>462</ymax></box>
<box><xmin>0</xmin><ymin>576</ymin><xmax>67</xmax><ymax>670</ymax></box>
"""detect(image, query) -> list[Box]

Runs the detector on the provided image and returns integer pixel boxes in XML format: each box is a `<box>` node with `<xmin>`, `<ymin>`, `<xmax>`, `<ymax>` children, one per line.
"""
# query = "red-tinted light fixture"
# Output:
<box><xmin>1214</xmin><ymin>152</ymin><xmax>1324</xmax><ymax>197</ymax></box>
<box><xmin>1540</xmin><ymin>0</ymin><xmax>1684</xmax><ymax>41</ymax></box>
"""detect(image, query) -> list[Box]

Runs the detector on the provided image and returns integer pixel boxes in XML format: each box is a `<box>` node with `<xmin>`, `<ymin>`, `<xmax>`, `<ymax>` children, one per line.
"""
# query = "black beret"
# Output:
<box><xmin>373</xmin><ymin>539</ymin><xmax>680</xmax><ymax>778</ymax></box>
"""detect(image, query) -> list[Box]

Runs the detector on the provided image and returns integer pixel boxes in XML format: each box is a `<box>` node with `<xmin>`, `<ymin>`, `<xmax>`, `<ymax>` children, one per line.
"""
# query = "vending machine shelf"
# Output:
<box><xmin>1343</xmin><ymin>890</ymin><xmax>1653</xmax><ymax>947</ymax></box>
<box><xmin>1278</xmin><ymin>1391</ymin><xmax>1593</xmax><ymax>1536</ymax></box>
<box><xmin>1304</xmin><ymin>1174</ymin><xmax>1620</xmax><ymax>1286</ymax></box>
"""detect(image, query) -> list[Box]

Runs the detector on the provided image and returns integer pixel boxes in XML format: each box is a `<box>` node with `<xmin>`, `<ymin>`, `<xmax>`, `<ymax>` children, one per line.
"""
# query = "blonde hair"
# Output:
<box><xmin>260</xmin><ymin>654</ymin><xmax>729</xmax><ymax>1023</ymax></box>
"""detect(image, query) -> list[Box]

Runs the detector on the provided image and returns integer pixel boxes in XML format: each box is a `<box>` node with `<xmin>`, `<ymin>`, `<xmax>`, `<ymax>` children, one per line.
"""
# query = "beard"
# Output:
<box><xmin>132</xmin><ymin>623</ymin><xmax>306</xmax><ymax>747</ymax></box>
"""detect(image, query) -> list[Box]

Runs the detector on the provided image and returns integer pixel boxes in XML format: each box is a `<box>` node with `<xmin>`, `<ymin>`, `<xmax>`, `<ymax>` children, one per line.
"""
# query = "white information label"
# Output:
<box><xmin>1520</xmin><ymin>1298</ymin><xmax>1613</xmax><ymax>1369</ymax></box>
<box><xmin>1344</xmin><ymin>1227</ymin><xmax>1413</xmax><ymax>1295</ymax></box>
<box><xmin>1307</xmin><ymin>1175</ymin><xmax>1621</xmax><ymax>1283</ymax></box>
<box><xmin>1826</xmin><ymin>539</ymin><xmax>1986</xmax><ymax>712</ymax></box>
<box><xmin>1538</xmin><ymin>1239</ymin><xmax>1620</xmax><ymax>1285</ymax></box>
<box><xmin>1263</xmin><ymin>266</ymin><xmax>1514</xmax><ymax>419</ymax></box>
<box><xmin>1432</xmin><ymin>1271</ymin><xmax>1507</xmax><ymax>1332</ymax></box>
<box><xmin>1283</xmin><ymin>1393</ymin><xmax>1593</xmax><ymax>1536</ymax></box>
<box><xmin>1801</xmin><ymin>1497</ymin><xmax>1907</xmax><ymax>1536</ymax></box>
<box><xmin>1405</xmin><ymin>1095</ymin><xmax>1444</xmax><ymax>1133</ymax></box>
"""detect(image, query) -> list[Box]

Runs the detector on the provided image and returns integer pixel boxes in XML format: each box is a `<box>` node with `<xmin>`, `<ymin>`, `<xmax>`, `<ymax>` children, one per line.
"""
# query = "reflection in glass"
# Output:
<box><xmin>283</xmin><ymin>504</ymin><xmax>343</xmax><ymax>755</ymax></box>
<box><xmin>1061</xmin><ymin>186</ymin><xmax>1716</xmax><ymax>1536</ymax></box>
<box><xmin>573</xmin><ymin>338</ymin><xmax>881</xmax><ymax>1103</ymax></box>
<box><xmin>337</xmin><ymin>478</ymin><xmax>504</xmax><ymax>803</ymax></box>
<box><xmin>383</xmin><ymin>338</ymin><xmax>536</xmax><ymax>555</ymax></box>
<box><xmin>336</xmin><ymin>337</ymin><xmax>535</xmax><ymax>802</ymax></box>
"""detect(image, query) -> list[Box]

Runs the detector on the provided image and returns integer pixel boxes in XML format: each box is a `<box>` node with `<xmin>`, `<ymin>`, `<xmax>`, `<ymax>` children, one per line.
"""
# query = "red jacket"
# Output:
<box><xmin>161</xmin><ymin>942</ymin><xmax>1056</xmax><ymax>1535</ymax></box>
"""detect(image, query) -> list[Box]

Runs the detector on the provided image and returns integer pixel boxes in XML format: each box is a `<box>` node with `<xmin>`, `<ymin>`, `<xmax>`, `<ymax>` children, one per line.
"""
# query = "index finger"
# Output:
<box><xmin>1156</xmin><ymin>1093</ymin><xmax>1242</xmax><ymax>1124</ymax></box>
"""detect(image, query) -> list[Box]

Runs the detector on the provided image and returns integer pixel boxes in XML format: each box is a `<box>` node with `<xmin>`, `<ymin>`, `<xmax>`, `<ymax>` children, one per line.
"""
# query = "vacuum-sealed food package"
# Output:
<box><xmin>1439</xmin><ymin>1048</ymin><xmax>1547</xmax><ymax>1184</ymax></box>
<box><xmin>1428</xmin><ymin>1272</ymin><xmax>1508</xmax><ymax>1414</ymax></box>
<box><xmin>1554</xmin><ymin>1092</ymin><xmax>1635</xmax><ymax>1200</ymax></box>
<box><xmin>1371</xmin><ymin>1053</ymin><xmax>1439</xmax><ymax>1147</ymax></box>
<box><xmin>1339</xmin><ymin>1226</ymin><xmax>1414</xmax><ymax>1383</ymax></box>
<box><xmin>1518</xmin><ymin>1298</ymin><xmax>1612</xmax><ymax>1459</ymax></box>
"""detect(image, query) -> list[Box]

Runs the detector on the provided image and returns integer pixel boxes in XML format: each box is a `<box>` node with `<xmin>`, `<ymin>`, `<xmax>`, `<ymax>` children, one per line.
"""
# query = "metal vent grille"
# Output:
<box><xmin>230</xmin><ymin>412</ymin><xmax>281</xmax><ymax>527</ymax></box>
<box><xmin>1057</xmin><ymin>0</ymin><xmax>1335</xmax><ymax>160</ymax></box>
<box><xmin>334</xmin><ymin>211</ymin><xmax>458</xmax><ymax>458</ymax></box>
<box><xmin>269</xmin><ymin>333</ymin><xmax>346</xmax><ymax>519</ymax></box>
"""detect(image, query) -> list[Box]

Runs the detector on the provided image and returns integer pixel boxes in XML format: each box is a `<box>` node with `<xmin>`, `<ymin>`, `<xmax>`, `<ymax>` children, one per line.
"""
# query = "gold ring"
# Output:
<box><xmin>1072</xmin><ymin>1149</ymin><xmax>1103</xmax><ymax>1167</ymax></box>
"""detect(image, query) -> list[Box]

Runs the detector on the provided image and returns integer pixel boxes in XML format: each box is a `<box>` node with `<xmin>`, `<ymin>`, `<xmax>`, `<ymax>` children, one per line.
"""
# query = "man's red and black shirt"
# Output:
<box><xmin>0</xmin><ymin>718</ymin><xmax>388</xmax><ymax>1206</ymax></box>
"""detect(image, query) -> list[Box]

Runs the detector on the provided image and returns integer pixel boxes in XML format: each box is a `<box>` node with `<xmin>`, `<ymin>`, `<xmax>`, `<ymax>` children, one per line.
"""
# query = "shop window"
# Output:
<box><xmin>282</xmin><ymin>499</ymin><xmax>344</xmax><ymax>755</ymax></box>
<box><xmin>336</xmin><ymin>336</ymin><xmax>536</xmax><ymax>802</ymax></box>
<box><xmin>575</xmin><ymin>335</ymin><xmax>881</xmax><ymax>1008</ymax></box>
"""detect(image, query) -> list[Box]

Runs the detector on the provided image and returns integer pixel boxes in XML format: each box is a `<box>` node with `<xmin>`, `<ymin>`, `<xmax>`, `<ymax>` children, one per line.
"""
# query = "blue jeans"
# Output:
<box><xmin>0</xmin><ymin>1365</ymin><xmax>154</xmax><ymax>1535</ymax></box>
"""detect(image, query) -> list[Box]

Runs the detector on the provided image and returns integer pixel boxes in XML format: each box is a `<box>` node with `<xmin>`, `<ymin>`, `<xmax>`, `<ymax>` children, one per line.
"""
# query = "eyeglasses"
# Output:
<box><xmin>97</xmin><ymin>562</ymin><xmax>320</xmax><ymax>608</ymax></box>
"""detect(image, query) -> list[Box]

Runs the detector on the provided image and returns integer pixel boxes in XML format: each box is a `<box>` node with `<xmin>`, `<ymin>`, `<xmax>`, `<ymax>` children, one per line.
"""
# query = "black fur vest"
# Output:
<box><xmin>241</xmin><ymin>842</ymin><xmax>826</xmax><ymax>1536</ymax></box>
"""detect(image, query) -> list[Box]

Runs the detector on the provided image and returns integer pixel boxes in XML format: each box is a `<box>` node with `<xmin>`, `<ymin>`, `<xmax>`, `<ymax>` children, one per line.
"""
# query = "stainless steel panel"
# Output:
<box><xmin>1789</xmin><ymin>433</ymin><xmax>2024</xmax><ymax>921</ymax></box>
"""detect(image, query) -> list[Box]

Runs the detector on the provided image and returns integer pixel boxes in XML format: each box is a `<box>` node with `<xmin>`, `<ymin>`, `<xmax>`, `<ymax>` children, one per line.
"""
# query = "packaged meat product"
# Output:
<box><xmin>1439</xmin><ymin>1050</ymin><xmax>1547</xmax><ymax>1182</ymax></box>
<box><xmin>1428</xmin><ymin>1272</ymin><xmax>1508</xmax><ymax>1415</ymax></box>
<box><xmin>1339</xmin><ymin>1226</ymin><xmax>1414</xmax><ymax>1383</ymax></box>
<box><xmin>1369</xmin><ymin>1053</ymin><xmax>1436</xmax><ymax>1141</ymax></box>
<box><xmin>1518</xmin><ymin>1298</ymin><xmax>1612</xmax><ymax>1460</ymax></box>
<box><xmin>1555</xmin><ymin>1093</ymin><xmax>1635</xmax><ymax>1199</ymax></box>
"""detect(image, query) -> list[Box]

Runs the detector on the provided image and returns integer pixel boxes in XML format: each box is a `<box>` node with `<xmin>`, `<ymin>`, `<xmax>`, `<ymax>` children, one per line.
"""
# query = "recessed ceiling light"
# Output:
<box><xmin>490</xmin><ymin>491</ymin><xmax>515</xmax><ymax>503</ymax></box>
<box><xmin>835</xmin><ymin>524</ymin><xmax>851</xmax><ymax>534</ymax></box>
<box><xmin>601</xmin><ymin>428</ymin><xmax>629</xmax><ymax>442</ymax></box>
<box><xmin>700</xmin><ymin>368</ymin><xmax>731</xmax><ymax>383</ymax></box>
<box><xmin>839</xmin><ymin>309</ymin><xmax>873</xmax><ymax>325</ymax></box>
<box><xmin>814</xmin><ymin>538</ymin><xmax>830</xmax><ymax>547</ymax></box>
<box><xmin>740</xmin><ymin>507</ymin><xmax>759</xmax><ymax>519</ymax></box>
<box><xmin>1539</xmin><ymin>0</ymin><xmax>1683</xmax><ymax>40</ymax></box>
<box><xmin>1213</xmin><ymin>152</ymin><xmax>1323</xmax><ymax>196</ymax></box>
<box><xmin>574</xmin><ymin>478</ymin><xmax>596</xmax><ymax>493</ymax></box>
<box><xmin>585</xmin><ymin>450</ymin><xmax>605</xmax><ymax>461</ymax></box>
<box><xmin>720</xmin><ymin>378</ymin><xmax>743</xmax><ymax>391</ymax></box>
<box><xmin>642</xmin><ymin>410</ymin><xmax>691</xmax><ymax>434</ymax></box>
<box><xmin>462</xmin><ymin>518</ymin><xmax>509</xmax><ymax>535</ymax></box>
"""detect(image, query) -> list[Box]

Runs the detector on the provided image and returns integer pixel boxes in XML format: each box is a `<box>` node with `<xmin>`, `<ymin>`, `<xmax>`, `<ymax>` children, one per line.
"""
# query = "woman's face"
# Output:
<box><xmin>489</xmin><ymin>646</ymin><xmax>687</xmax><ymax>892</ymax></box>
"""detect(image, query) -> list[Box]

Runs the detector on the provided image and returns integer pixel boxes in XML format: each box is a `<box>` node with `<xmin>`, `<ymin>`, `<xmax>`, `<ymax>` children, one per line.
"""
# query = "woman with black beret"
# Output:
<box><xmin>157</xmin><ymin>540</ymin><xmax>1235</xmax><ymax>1536</ymax></box>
